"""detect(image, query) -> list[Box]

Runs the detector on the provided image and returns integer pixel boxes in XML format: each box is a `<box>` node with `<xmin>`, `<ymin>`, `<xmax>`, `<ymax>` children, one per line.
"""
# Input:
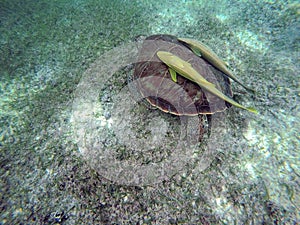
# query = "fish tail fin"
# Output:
<box><xmin>246</xmin><ymin>107</ymin><xmax>258</xmax><ymax>114</ymax></box>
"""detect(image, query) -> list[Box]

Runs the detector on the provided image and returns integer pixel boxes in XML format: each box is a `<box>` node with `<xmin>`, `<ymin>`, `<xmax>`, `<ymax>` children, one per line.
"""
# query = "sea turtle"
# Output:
<box><xmin>131</xmin><ymin>34</ymin><xmax>257</xmax><ymax>118</ymax></box>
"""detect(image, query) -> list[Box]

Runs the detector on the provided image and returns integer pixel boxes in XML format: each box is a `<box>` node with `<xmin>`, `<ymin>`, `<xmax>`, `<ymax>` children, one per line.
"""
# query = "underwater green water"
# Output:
<box><xmin>0</xmin><ymin>0</ymin><xmax>299</xmax><ymax>224</ymax></box>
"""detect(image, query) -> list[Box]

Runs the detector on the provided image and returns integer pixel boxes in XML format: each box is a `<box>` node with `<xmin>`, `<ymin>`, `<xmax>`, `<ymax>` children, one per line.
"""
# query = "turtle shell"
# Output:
<box><xmin>132</xmin><ymin>34</ymin><xmax>232</xmax><ymax>116</ymax></box>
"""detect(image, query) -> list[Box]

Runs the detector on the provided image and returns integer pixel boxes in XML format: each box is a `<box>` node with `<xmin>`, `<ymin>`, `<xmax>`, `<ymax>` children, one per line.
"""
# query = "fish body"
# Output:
<box><xmin>178</xmin><ymin>38</ymin><xmax>255</xmax><ymax>92</ymax></box>
<box><xmin>157</xmin><ymin>51</ymin><xmax>214</xmax><ymax>87</ymax></box>
<box><xmin>157</xmin><ymin>51</ymin><xmax>258</xmax><ymax>114</ymax></box>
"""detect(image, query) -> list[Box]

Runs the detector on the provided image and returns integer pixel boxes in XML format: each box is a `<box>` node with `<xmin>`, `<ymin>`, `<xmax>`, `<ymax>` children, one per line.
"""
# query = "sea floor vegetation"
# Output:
<box><xmin>0</xmin><ymin>0</ymin><xmax>299</xmax><ymax>224</ymax></box>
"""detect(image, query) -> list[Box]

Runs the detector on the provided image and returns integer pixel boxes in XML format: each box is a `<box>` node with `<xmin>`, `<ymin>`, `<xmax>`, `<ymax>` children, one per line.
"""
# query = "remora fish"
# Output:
<box><xmin>157</xmin><ymin>51</ymin><xmax>258</xmax><ymax>114</ymax></box>
<box><xmin>178</xmin><ymin>37</ymin><xmax>255</xmax><ymax>92</ymax></box>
